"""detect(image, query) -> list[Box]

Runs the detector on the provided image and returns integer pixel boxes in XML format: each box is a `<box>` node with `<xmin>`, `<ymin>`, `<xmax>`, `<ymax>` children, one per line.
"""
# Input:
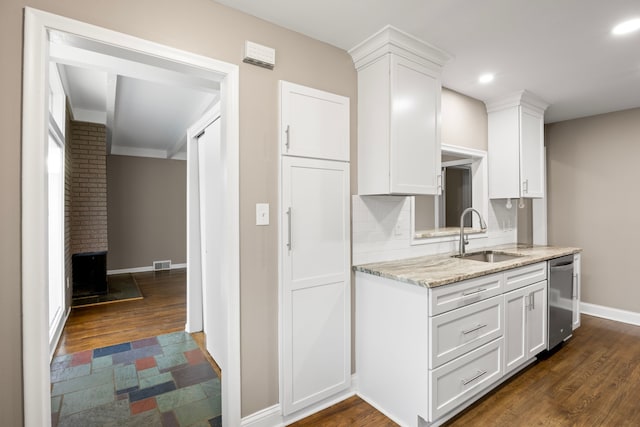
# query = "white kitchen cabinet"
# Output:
<box><xmin>429</xmin><ymin>272</ymin><xmax>503</xmax><ymax>316</ymax></box>
<box><xmin>349</xmin><ymin>25</ymin><xmax>450</xmax><ymax>195</ymax></box>
<box><xmin>429</xmin><ymin>295</ymin><xmax>503</xmax><ymax>369</ymax></box>
<box><xmin>429</xmin><ymin>338</ymin><xmax>503</xmax><ymax>421</ymax></box>
<box><xmin>279</xmin><ymin>81</ymin><xmax>351</xmax><ymax>416</ymax></box>
<box><xmin>503</xmin><ymin>280</ymin><xmax>548</xmax><ymax>375</ymax></box>
<box><xmin>279</xmin><ymin>80</ymin><xmax>350</xmax><ymax>161</ymax></box>
<box><xmin>573</xmin><ymin>253</ymin><xmax>581</xmax><ymax>329</ymax></box>
<box><xmin>355</xmin><ymin>256</ymin><xmax>574</xmax><ymax>425</ymax></box>
<box><xmin>280</xmin><ymin>156</ymin><xmax>351</xmax><ymax>415</ymax></box>
<box><xmin>485</xmin><ymin>91</ymin><xmax>549</xmax><ymax>199</ymax></box>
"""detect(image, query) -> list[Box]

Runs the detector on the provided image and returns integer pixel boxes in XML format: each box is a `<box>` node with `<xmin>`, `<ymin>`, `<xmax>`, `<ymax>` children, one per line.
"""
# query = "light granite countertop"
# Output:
<box><xmin>414</xmin><ymin>227</ymin><xmax>485</xmax><ymax>239</ymax></box>
<box><xmin>353</xmin><ymin>244</ymin><xmax>582</xmax><ymax>288</ymax></box>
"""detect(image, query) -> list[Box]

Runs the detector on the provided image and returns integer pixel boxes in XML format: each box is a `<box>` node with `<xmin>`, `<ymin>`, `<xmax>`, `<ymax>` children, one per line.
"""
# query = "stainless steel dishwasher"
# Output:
<box><xmin>548</xmin><ymin>255</ymin><xmax>575</xmax><ymax>350</ymax></box>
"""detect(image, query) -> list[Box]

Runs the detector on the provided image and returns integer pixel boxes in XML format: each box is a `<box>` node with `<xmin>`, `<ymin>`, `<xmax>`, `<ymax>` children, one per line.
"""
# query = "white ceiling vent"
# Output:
<box><xmin>243</xmin><ymin>41</ymin><xmax>276</xmax><ymax>70</ymax></box>
<box><xmin>153</xmin><ymin>260</ymin><xmax>171</xmax><ymax>271</ymax></box>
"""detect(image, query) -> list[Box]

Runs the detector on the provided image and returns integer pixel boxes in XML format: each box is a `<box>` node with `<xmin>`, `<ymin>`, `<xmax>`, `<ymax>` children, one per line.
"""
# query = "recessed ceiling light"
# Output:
<box><xmin>612</xmin><ymin>18</ymin><xmax>640</xmax><ymax>35</ymax></box>
<box><xmin>478</xmin><ymin>73</ymin><xmax>494</xmax><ymax>84</ymax></box>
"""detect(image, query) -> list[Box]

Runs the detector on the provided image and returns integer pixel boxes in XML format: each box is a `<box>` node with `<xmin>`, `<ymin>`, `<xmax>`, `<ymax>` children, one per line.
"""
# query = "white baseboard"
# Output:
<box><xmin>241</xmin><ymin>375</ymin><xmax>358</xmax><ymax>427</ymax></box>
<box><xmin>107</xmin><ymin>263</ymin><xmax>187</xmax><ymax>275</ymax></box>
<box><xmin>581</xmin><ymin>302</ymin><xmax>640</xmax><ymax>326</ymax></box>
<box><xmin>240</xmin><ymin>404</ymin><xmax>283</xmax><ymax>427</ymax></box>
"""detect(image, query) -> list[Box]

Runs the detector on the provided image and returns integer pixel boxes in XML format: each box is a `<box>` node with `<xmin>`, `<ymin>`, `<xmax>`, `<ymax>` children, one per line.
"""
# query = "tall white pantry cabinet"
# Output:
<box><xmin>279</xmin><ymin>81</ymin><xmax>351</xmax><ymax>416</ymax></box>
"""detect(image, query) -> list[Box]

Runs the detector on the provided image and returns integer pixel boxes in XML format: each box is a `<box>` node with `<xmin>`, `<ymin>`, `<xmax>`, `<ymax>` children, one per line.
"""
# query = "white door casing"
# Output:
<box><xmin>22</xmin><ymin>8</ymin><xmax>240</xmax><ymax>427</ymax></box>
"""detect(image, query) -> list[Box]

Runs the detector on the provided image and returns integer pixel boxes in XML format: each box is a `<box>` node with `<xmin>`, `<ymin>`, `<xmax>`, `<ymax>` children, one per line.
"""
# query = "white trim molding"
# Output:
<box><xmin>241</xmin><ymin>375</ymin><xmax>359</xmax><ymax>427</ymax></box>
<box><xmin>241</xmin><ymin>405</ymin><xmax>283</xmax><ymax>427</ymax></box>
<box><xmin>21</xmin><ymin>7</ymin><xmax>241</xmax><ymax>427</ymax></box>
<box><xmin>581</xmin><ymin>302</ymin><xmax>640</xmax><ymax>326</ymax></box>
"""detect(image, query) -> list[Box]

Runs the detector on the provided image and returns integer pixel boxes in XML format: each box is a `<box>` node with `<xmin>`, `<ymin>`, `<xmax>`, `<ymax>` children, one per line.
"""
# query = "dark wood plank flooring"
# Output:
<box><xmin>55</xmin><ymin>268</ymin><xmax>222</xmax><ymax>377</ymax></box>
<box><xmin>55</xmin><ymin>269</ymin><xmax>188</xmax><ymax>356</ymax></box>
<box><xmin>293</xmin><ymin>315</ymin><xmax>640</xmax><ymax>426</ymax></box>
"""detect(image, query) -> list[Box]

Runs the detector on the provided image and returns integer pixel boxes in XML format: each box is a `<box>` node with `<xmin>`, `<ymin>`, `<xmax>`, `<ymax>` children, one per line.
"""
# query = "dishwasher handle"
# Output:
<box><xmin>550</xmin><ymin>261</ymin><xmax>573</xmax><ymax>272</ymax></box>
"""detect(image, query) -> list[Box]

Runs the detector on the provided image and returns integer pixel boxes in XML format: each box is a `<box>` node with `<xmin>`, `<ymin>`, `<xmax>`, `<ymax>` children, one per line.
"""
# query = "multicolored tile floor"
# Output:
<box><xmin>50</xmin><ymin>332</ymin><xmax>221</xmax><ymax>427</ymax></box>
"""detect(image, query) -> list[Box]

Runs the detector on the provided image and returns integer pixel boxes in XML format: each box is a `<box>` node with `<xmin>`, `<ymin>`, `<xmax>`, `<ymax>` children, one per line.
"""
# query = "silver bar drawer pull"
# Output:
<box><xmin>286</xmin><ymin>207</ymin><xmax>292</xmax><ymax>251</ymax></box>
<box><xmin>462</xmin><ymin>324</ymin><xmax>487</xmax><ymax>335</ymax></box>
<box><xmin>285</xmin><ymin>125</ymin><xmax>291</xmax><ymax>150</ymax></box>
<box><xmin>462</xmin><ymin>369</ymin><xmax>487</xmax><ymax>385</ymax></box>
<box><xmin>462</xmin><ymin>288</ymin><xmax>487</xmax><ymax>296</ymax></box>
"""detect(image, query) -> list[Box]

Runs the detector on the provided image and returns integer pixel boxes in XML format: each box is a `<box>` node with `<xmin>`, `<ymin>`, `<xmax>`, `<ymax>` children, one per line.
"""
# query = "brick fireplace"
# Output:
<box><xmin>69</xmin><ymin>120</ymin><xmax>109</xmax><ymax>297</ymax></box>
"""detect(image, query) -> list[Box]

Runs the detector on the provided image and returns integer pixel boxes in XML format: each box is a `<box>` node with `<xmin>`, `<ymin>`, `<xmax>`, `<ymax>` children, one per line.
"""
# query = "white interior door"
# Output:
<box><xmin>281</xmin><ymin>156</ymin><xmax>350</xmax><ymax>415</ymax></box>
<box><xmin>197</xmin><ymin>116</ymin><xmax>226</xmax><ymax>370</ymax></box>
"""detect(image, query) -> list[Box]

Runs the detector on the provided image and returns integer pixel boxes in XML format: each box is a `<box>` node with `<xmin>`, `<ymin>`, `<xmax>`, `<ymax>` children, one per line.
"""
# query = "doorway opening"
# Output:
<box><xmin>22</xmin><ymin>8</ymin><xmax>240</xmax><ymax>427</ymax></box>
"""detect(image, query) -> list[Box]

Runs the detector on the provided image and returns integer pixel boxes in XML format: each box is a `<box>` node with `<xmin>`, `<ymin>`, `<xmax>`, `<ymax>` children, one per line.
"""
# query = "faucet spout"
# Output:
<box><xmin>459</xmin><ymin>208</ymin><xmax>487</xmax><ymax>256</ymax></box>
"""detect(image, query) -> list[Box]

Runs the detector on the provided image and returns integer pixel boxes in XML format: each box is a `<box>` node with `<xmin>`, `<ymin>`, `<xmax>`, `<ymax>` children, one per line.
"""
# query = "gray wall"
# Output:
<box><xmin>547</xmin><ymin>107</ymin><xmax>640</xmax><ymax>312</ymax></box>
<box><xmin>0</xmin><ymin>0</ymin><xmax>357</xmax><ymax>421</ymax></box>
<box><xmin>106</xmin><ymin>155</ymin><xmax>187</xmax><ymax>271</ymax></box>
<box><xmin>442</xmin><ymin>88</ymin><xmax>488</xmax><ymax>151</ymax></box>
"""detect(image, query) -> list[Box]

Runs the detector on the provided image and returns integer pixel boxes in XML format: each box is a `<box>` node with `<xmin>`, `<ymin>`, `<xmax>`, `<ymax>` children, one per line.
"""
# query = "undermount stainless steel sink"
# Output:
<box><xmin>454</xmin><ymin>250</ymin><xmax>523</xmax><ymax>263</ymax></box>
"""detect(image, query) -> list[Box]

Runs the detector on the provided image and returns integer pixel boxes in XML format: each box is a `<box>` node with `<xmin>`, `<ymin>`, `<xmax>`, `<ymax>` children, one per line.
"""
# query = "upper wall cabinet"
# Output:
<box><xmin>349</xmin><ymin>26</ymin><xmax>451</xmax><ymax>195</ymax></box>
<box><xmin>485</xmin><ymin>91</ymin><xmax>549</xmax><ymax>199</ymax></box>
<box><xmin>279</xmin><ymin>81</ymin><xmax>350</xmax><ymax>162</ymax></box>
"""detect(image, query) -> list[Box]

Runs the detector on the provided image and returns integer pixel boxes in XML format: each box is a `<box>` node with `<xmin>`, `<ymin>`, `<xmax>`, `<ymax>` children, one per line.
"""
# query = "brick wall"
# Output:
<box><xmin>70</xmin><ymin>121</ymin><xmax>108</xmax><ymax>254</ymax></box>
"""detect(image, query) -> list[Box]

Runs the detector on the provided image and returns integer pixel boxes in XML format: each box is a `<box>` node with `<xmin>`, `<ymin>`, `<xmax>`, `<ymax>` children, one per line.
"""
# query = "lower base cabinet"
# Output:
<box><xmin>504</xmin><ymin>281</ymin><xmax>547</xmax><ymax>375</ymax></box>
<box><xmin>356</xmin><ymin>261</ymin><xmax>549</xmax><ymax>426</ymax></box>
<box><xmin>429</xmin><ymin>338</ymin><xmax>503</xmax><ymax>420</ymax></box>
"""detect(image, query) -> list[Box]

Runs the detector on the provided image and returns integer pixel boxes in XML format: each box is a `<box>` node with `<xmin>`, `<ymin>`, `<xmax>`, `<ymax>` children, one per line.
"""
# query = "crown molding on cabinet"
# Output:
<box><xmin>348</xmin><ymin>25</ymin><xmax>452</xmax><ymax>71</ymax></box>
<box><xmin>484</xmin><ymin>90</ymin><xmax>550</xmax><ymax>115</ymax></box>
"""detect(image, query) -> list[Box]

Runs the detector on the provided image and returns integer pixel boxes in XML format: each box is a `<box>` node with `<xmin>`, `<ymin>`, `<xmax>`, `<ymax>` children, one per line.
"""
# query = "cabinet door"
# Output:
<box><xmin>281</xmin><ymin>156</ymin><xmax>351</xmax><ymax>415</ymax></box>
<box><xmin>280</xmin><ymin>81</ymin><xmax>350</xmax><ymax>161</ymax></box>
<box><xmin>389</xmin><ymin>55</ymin><xmax>441</xmax><ymax>195</ymax></box>
<box><xmin>488</xmin><ymin>106</ymin><xmax>520</xmax><ymax>199</ymax></box>
<box><xmin>572</xmin><ymin>254</ymin><xmax>581</xmax><ymax>329</ymax></box>
<box><xmin>520</xmin><ymin>105</ymin><xmax>545</xmax><ymax>198</ymax></box>
<box><xmin>503</xmin><ymin>287</ymin><xmax>528</xmax><ymax>374</ymax></box>
<box><xmin>527</xmin><ymin>281</ymin><xmax>548</xmax><ymax>357</ymax></box>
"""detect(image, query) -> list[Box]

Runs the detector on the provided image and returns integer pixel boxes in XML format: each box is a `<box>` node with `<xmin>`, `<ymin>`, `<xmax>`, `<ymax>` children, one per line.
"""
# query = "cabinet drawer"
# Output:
<box><xmin>429</xmin><ymin>273</ymin><xmax>503</xmax><ymax>316</ymax></box>
<box><xmin>429</xmin><ymin>296</ymin><xmax>503</xmax><ymax>369</ymax></box>
<box><xmin>429</xmin><ymin>338</ymin><xmax>503</xmax><ymax>421</ymax></box>
<box><xmin>504</xmin><ymin>262</ymin><xmax>547</xmax><ymax>293</ymax></box>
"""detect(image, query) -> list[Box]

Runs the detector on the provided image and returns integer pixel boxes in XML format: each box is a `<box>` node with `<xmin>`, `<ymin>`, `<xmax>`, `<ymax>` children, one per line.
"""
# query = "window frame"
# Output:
<box><xmin>410</xmin><ymin>144</ymin><xmax>488</xmax><ymax>245</ymax></box>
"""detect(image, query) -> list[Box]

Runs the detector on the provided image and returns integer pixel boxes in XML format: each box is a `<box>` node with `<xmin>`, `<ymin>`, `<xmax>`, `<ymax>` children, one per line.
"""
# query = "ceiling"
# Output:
<box><xmin>215</xmin><ymin>0</ymin><xmax>640</xmax><ymax>123</ymax></box>
<box><xmin>51</xmin><ymin>34</ymin><xmax>219</xmax><ymax>160</ymax></box>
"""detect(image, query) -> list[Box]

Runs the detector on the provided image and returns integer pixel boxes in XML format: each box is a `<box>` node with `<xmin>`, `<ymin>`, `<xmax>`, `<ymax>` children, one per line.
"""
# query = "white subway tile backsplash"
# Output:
<box><xmin>352</xmin><ymin>195</ymin><xmax>519</xmax><ymax>265</ymax></box>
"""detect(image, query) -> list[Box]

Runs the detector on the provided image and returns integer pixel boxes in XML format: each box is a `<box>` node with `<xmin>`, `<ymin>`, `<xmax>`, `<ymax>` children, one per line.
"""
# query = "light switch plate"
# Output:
<box><xmin>256</xmin><ymin>203</ymin><xmax>269</xmax><ymax>226</ymax></box>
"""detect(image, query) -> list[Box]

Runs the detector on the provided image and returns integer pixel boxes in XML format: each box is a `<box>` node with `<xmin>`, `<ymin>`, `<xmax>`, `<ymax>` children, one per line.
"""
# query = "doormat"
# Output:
<box><xmin>72</xmin><ymin>273</ymin><xmax>143</xmax><ymax>308</ymax></box>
